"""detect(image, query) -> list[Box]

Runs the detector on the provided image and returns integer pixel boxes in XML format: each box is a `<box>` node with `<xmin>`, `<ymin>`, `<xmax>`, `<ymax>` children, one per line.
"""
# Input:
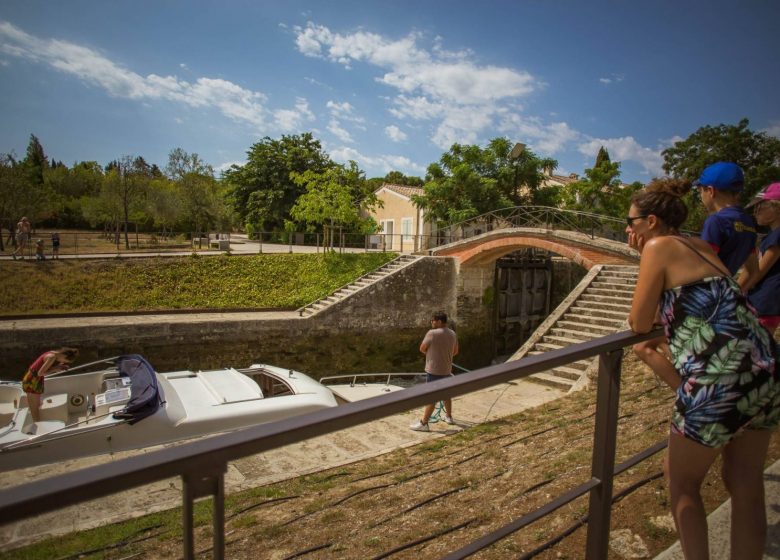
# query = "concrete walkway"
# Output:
<box><xmin>0</xmin><ymin>235</ymin><xmax>377</xmax><ymax>260</ymax></box>
<box><xmin>0</xmin><ymin>378</ymin><xmax>562</xmax><ymax>549</ymax></box>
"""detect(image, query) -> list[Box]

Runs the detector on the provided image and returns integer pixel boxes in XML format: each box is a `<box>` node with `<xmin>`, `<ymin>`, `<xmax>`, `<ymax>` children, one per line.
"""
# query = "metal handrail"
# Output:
<box><xmin>0</xmin><ymin>327</ymin><xmax>664</xmax><ymax>559</ymax></box>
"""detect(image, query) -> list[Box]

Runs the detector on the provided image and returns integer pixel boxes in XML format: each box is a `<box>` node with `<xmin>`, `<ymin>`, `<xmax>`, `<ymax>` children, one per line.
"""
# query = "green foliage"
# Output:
<box><xmin>223</xmin><ymin>133</ymin><xmax>332</xmax><ymax>232</ymax></box>
<box><xmin>412</xmin><ymin>137</ymin><xmax>557</xmax><ymax>226</ymax></box>
<box><xmin>290</xmin><ymin>161</ymin><xmax>381</xmax><ymax>239</ymax></box>
<box><xmin>559</xmin><ymin>159</ymin><xmax>640</xmax><ymax>219</ymax></box>
<box><xmin>0</xmin><ymin>253</ymin><xmax>396</xmax><ymax>314</ymax></box>
<box><xmin>662</xmin><ymin>118</ymin><xmax>780</xmax><ymax>202</ymax></box>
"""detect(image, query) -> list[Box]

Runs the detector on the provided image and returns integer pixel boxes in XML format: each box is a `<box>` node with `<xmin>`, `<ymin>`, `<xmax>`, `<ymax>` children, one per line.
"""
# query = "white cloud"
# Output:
<box><xmin>385</xmin><ymin>125</ymin><xmax>407</xmax><ymax>142</ymax></box>
<box><xmin>273</xmin><ymin>97</ymin><xmax>315</xmax><ymax>131</ymax></box>
<box><xmin>763</xmin><ymin>121</ymin><xmax>780</xmax><ymax>139</ymax></box>
<box><xmin>498</xmin><ymin>113</ymin><xmax>580</xmax><ymax>155</ymax></box>
<box><xmin>599</xmin><ymin>73</ymin><xmax>625</xmax><ymax>86</ymax></box>
<box><xmin>215</xmin><ymin>160</ymin><xmax>245</xmax><ymax>174</ymax></box>
<box><xmin>578</xmin><ymin>136</ymin><xmax>664</xmax><ymax>177</ymax></box>
<box><xmin>294</xmin><ymin>22</ymin><xmax>540</xmax><ymax>149</ymax></box>
<box><xmin>326</xmin><ymin>100</ymin><xmax>364</xmax><ymax>123</ymax></box>
<box><xmin>330</xmin><ymin>145</ymin><xmax>425</xmax><ymax>175</ymax></box>
<box><xmin>327</xmin><ymin>118</ymin><xmax>353</xmax><ymax>143</ymax></box>
<box><xmin>0</xmin><ymin>20</ymin><xmax>306</xmax><ymax>133</ymax></box>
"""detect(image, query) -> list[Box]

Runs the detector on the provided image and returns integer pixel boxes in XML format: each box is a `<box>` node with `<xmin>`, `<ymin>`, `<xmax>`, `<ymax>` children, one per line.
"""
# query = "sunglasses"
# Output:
<box><xmin>625</xmin><ymin>215</ymin><xmax>648</xmax><ymax>226</ymax></box>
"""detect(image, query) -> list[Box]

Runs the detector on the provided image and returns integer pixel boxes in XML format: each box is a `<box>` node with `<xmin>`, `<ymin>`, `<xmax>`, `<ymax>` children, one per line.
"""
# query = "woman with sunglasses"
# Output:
<box><xmin>740</xmin><ymin>183</ymin><xmax>780</xmax><ymax>336</ymax></box>
<box><xmin>626</xmin><ymin>178</ymin><xmax>778</xmax><ymax>560</ymax></box>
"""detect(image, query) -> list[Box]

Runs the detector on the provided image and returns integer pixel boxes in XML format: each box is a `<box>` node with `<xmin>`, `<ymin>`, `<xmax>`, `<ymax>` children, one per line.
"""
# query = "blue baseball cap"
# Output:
<box><xmin>692</xmin><ymin>162</ymin><xmax>744</xmax><ymax>191</ymax></box>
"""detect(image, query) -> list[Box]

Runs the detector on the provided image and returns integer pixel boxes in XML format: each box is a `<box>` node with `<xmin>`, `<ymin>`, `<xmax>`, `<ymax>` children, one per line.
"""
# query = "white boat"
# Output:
<box><xmin>0</xmin><ymin>355</ymin><xmax>337</xmax><ymax>471</ymax></box>
<box><xmin>319</xmin><ymin>372</ymin><xmax>425</xmax><ymax>404</ymax></box>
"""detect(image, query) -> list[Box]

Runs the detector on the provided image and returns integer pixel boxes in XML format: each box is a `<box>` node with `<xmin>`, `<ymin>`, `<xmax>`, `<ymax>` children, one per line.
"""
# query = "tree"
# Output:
<box><xmin>662</xmin><ymin>118</ymin><xmax>780</xmax><ymax>202</ymax></box>
<box><xmin>559</xmin><ymin>158</ymin><xmax>641</xmax><ymax>221</ymax></box>
<box><xmin>23</xmin><ymin>134</ymin><xmax>47</xmax><ymax>187</ymax></box>
<box><xmin>411</xmin><ymin>137</ymin><xmax>556</xmax><ymax>226</ymax></box>
<box><xmin>103</xmin><ymin>156</ymin><xmax>152</xmax><ymax>248</ymax></box>
<box><xmin>382</xmin><ymin>171</ymin><xmax>423</xmax><ymax>187</ymax></box>
<box><xmin>165</xmin><ymin>148</ymin><xmax>214</xmax><ymax>181</ymax></box>
<box><xmin>595</xmin><ymin>146</ymin><xmax>611</xmax><ymax>168</ymax></box>
<box><xmin>289</xmin><ymin>161</ymin><xmax>380</xmax><ymax>246</ymax></box>
<box><xmin>223</xmin><ymin>133</ymin><xmax>332</xmax><ymax>233</ymax></box>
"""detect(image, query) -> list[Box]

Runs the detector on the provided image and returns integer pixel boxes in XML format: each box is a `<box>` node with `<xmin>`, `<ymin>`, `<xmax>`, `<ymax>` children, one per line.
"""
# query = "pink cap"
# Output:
<box><xmin>747</xmin><ymin>182</ymin><xmax>780</xmax><ymax>208</ymax></box>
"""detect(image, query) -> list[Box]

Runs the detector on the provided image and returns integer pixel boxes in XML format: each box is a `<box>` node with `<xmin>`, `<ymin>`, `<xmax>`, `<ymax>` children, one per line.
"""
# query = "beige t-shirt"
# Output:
<box><xmin>422</xmin><ymin>328</ymin><xmax>457</xmax><ymax>376</ymax></box>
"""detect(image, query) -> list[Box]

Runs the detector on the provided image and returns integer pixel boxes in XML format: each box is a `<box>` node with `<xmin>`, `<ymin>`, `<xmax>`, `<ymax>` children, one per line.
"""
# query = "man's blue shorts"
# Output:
<box><xmin>426</xmin><ymin>373</ymin><xmax>451</xmax><ymax>383</ymax></box>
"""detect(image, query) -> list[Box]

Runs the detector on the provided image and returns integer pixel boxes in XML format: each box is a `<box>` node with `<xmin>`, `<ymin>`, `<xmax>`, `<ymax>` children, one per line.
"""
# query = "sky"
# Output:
<box><xmin>0</xmin><ymin>0</ymin><xmax>778</xmax><ymax>184</ymax></box>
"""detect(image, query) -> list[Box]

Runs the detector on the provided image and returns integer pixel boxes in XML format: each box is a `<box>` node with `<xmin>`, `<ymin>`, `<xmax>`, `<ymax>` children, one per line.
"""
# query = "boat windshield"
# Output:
<box><xmin>111</xmin><ymin>355</ymin><xmax>162</xmax><ymax>424</ymax></box>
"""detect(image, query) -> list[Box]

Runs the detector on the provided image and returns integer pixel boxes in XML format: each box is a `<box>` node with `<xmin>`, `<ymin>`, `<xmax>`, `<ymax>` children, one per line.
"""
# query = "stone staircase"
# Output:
<box><xmin>298</xmin><ymin>254</ymin><xmax>422</xmax><ymax>317</ymax></box>
<box><xmin>511</xmin><ymin>264</ymin><xmax>638</xmax><ymax>391</ymax></box>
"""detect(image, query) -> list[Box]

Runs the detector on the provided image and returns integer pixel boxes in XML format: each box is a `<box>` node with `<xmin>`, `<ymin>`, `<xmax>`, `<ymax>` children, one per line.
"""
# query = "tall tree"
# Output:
<box><xmin>104</xmin><ymin>156</ymin><xmax>151</xmax><ymax>248</ymax></box>
<box><xmin>559</xmin><ymin>158</ymin><xmax>641</xmax><ymax>221</ymax></box>
<box><xmin>165</xmin><ymin>148</ymin><xmax>214</xmax><ymax>180</ymax></box>
<box><xmin>662</xmin><ymin>118</ymin><xmax>780</xmax><ymax>201</ymax></box>
<box><xmin>594</xmin><ymin>146</ymin><xmax>611</xmax><ymax>168</ymax></box>
<box><xmin>23</xmin><ymin>134</ymin><xmax>48</xmax><ymax>187</ymax></box>
<box><xmin>223</xmin><ymin>133</ymin><xmax>331</xmax><ymax>233</ymax></box>
<box><xmin>290</xmin><ymin>161</ymin><xmax>380</xmax><ymax>245</ymax></box>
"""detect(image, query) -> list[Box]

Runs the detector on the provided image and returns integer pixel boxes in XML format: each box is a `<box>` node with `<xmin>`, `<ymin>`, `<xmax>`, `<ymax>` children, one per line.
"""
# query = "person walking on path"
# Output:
<box><xmin>633</xmin><ymin>162</ymin><xmax>758</xmax><ymax>381</ymax></box>
<box><xmin>410</xmin><ymin>311</ymin><xmax>459</xmax><ymax>432</ymax></box>
<box><xmin>11</xmin><ymin>217</ymin><xmax>31</xmax><ymax>260</ymax></box>
<box><xmin>22</xmin><ymin>347</ymin><xmax>79</xmax><ymax>424</ymax></box>
<box><xmin>50</xmin><ymin>232</ymin><xmax>60</xmax><ymax>259</ymax></box>
<box><xmin>741</xmin><ymin>182</ymin><xmax>780</xmax><ymax>336</ymax></box>
<box><xmin>626</xmin><ymin>178</ymin><xmax>778</xmax><ymax>560</ymax></box>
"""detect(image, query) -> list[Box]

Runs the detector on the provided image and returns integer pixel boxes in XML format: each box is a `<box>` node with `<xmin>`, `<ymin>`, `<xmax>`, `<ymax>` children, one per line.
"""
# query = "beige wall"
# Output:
<box><xmin>370</xmin><ymin>188</ymin><xmax>432</xmax><ymax>251</ymax></box>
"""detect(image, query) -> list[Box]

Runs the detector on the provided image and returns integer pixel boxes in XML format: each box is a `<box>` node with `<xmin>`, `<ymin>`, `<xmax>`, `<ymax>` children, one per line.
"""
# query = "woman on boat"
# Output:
<box><xmin>626</xmin><ymin>178</ymin><xmax>779</xmax><ymax>560</ymax></box>
<box><xmin>22</xmin><ymin>347</ymin><xmax>79</xmax><ymax>423</ymax></box>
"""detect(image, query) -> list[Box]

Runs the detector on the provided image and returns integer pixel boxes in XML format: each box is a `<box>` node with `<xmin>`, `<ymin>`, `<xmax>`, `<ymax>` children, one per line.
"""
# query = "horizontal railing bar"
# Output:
<box><xmin>441</xmin><ymin>477</ymin><xmax>601</xmax><ymax>560</ymax></box>
<box><xmin>0</xmin><ymin>327</ymin><xmax>663</xmax><ymax>524</ymax></box>
<box><xmin>614</xmin><ymin>440</ymin><xmax>668</xmax><ymax>477</ymax></box>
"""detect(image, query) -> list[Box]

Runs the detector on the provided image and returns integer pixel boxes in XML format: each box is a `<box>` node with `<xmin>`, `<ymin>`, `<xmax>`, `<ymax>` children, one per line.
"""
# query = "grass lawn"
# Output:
<box><xmin>0</xmin><ymin>252</ymin><xmax>397</xmax><ymax>315</ymax></box>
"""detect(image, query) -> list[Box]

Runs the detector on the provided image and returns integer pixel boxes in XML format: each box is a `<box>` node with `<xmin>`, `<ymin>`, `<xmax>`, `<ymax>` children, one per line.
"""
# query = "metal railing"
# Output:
<box><xmin>0</xmin><ymin>327</ymin><xmax>664</xmax><ymax>559</ymax></box>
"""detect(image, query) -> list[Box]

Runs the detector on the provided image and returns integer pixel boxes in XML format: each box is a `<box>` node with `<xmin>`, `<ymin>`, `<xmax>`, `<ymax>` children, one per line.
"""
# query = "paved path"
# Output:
<box><xmin>0</xmin><ymin>379</ymin><xmax>562</xmax><ymax>549</ymax></box>
<box><xmin>0</xmin><ymin>235</ymin><xmax>378</xmax><ymax>260</ymax></box>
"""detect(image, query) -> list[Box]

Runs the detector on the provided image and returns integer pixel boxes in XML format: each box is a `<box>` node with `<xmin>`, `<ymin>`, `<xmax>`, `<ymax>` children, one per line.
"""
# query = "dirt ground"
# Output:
<box><xmin>6</xmin><ymin>352</ymin><xmax>780</xmax><ymax>560</ymax></box>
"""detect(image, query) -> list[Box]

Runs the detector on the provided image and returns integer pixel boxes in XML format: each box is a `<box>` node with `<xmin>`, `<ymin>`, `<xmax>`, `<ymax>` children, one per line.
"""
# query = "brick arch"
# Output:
<box><xmin>431</xmin><ymin>232</ymin><xmax>637</xmax><ymax>270</ymax></box>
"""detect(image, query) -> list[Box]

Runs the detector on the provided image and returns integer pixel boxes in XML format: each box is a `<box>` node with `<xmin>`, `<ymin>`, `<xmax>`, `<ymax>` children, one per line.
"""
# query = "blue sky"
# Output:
<box><xmin>0</xmin><ymin>1</ymin><xmax>778</xmax><ymax>183</ymax></box>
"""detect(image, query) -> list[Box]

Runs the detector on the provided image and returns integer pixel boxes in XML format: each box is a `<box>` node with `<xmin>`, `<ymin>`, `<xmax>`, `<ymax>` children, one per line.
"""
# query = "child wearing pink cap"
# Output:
<box><xmin>741</xmin><ymin>182</ymin><xmax>780</xmax><ymax>335</ymax></box>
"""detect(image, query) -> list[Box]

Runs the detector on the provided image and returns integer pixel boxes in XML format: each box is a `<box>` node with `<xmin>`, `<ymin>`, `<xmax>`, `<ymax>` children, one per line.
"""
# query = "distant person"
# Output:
<box><xmin>633</xmin><ymin>162</ymin><xmax>758</xmax><ymax>378</ymax></box>
<box><xmin>35</xmin><ymin>239</ymin><xmax>45</xmax><ymax>261</ymax></box>
<box><xmin>741</xmin><ymin>182</ymin><xmax>780</xmax><ymax>336</ymax></box>
<box><xmin>22</xmin><ymin>347</ymin><xmax>79</xmax><ymax>424</ymax></box>
<box><xmin>410</xmin><ymin>311</ymin><xmax>459</xmax><ymax>432</ymax></box>
<box><xmin>11</xmin><ymin>217</ymin><xmax>31</xmax><ymax>260</ymax></box>
<box><xmin>50</xmin><ymin>232</ymin><xmax>60</xmax><ymax>259</ymax></box>
<box><xmin>626</xmin><ymin>178</ymin><xmax>778</xmax><ymax>560</ymax></box>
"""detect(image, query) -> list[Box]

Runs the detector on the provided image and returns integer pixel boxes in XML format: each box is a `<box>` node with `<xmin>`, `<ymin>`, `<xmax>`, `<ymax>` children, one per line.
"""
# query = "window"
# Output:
<box><xmin>401</xmin><ymin>217</ymin><xmax>413</xmax><ymax>241</ymax></box>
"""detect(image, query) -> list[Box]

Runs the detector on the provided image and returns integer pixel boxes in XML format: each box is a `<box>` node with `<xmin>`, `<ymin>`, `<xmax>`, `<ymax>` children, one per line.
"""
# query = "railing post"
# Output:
<box><xmin>585</xmin><ymin>348</ymin><xmax>624</xmax><ymax>559</ymax></box>
<box><xmin>182</xmin><ymin>467</ymin><xmax>226</xmax><ymax>560</ymax></box>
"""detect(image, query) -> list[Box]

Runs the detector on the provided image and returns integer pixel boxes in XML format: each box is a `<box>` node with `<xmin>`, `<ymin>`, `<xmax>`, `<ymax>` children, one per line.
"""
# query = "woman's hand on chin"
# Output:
<box><xmin>628</xmin><ymin>232</ymin><xmax>647</xmax><ymax>254</ymax></box>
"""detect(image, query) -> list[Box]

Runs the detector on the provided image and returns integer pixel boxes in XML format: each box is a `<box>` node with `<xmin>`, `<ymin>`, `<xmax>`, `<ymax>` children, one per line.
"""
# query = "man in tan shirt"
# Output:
<box><xmin>410</xmin><ymin>311</ymin><xmax>459</xmax><ymax>432</ymax></box>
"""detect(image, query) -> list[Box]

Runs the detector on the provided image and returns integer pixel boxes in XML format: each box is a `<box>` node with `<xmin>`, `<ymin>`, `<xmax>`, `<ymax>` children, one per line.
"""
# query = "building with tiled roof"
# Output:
<box><xmin>367</xmin><ymin>183</ymin><xmax>433</xmax><ymax>251</ymax></box>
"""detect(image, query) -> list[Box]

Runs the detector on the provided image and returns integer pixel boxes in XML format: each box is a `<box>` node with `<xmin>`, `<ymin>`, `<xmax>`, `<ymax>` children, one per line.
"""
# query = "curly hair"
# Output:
<box><xmin>630</xmin><ymin>178</ymin><xmax>691</xmax><ymax>230</ymax></box>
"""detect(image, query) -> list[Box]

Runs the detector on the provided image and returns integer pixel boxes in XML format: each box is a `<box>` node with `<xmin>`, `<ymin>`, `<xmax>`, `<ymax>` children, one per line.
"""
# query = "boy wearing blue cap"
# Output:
<box><xmin>695</xmin><ymin>161</ymin><xmax>758</xmax><ymax>277</ymax></box>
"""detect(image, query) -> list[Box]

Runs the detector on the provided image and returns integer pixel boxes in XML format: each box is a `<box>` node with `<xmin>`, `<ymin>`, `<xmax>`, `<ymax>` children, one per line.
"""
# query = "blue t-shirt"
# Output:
<box><xmin>748</xmin><ymin>227</ymin><xmax>780</xmax><ymax>316</ymax></box>
<box><xmin>700</xmin><ymin>206</ymin><xmax>757</xmax><ymax>275</ymax></box>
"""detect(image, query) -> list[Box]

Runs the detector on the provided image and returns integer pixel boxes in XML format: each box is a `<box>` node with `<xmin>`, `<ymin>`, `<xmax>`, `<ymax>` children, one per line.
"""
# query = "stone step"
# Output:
<box><xmin>526</xmin><ymin>351</ymin><xmax>591</xmax><ymax>370</ymax></box>
<box><xmin>551</xmin><ymin>365</ymin><xmax>586</xmax><ymax>380</ymax></box>
<box><xmin>534</xmin><ymin>342</ymin><xmax>566</xmax><ymax>352</ymax></box>
<box><xmin>542</xmin><ymin>335</ymin><xmax>585</xmax><ymax>347</ymax></box>
<box><xmin>579</xmin><ymin>293</ymin><xmax>634</xmax><ymax>305</ymax></box>
<box><xmin>585</xmin><ymin>287</ymin><xmax>635</xmax><ymax>298</ymax></box>
<box><xmin>556</xmin><ymin>320</ymin><xmax>617</xmax><ymax>335</ymax></box>
<box><xmin>564</xmin><ymin>311</ymin><xmax>626</xmax><ymax>326</ymax></box>
<box><xmin>527</xmin><ymin>372</ymin><xmax>576</xmax><ymax>391</ymax></box>
<box><xmin>591</xmin><ymin>280</ymin><xmax>636</xmax><ymax>291</ymax></box>
<box><xmin>573</xmin><ymin>300</ymin><xmax>632</xmax><ymax>314</ymax></box>
<box><xmin>548</xmin><ymin>327</ymin><xmax>603</xmax><ymax>341</ymax></box>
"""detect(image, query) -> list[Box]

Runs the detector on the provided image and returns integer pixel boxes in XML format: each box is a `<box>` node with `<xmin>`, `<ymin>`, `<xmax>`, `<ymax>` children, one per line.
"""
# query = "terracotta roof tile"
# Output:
<box><xmin>379</xmin><ymin>183</ymin><xmax>425</xmax><ymax>198</ymax></box>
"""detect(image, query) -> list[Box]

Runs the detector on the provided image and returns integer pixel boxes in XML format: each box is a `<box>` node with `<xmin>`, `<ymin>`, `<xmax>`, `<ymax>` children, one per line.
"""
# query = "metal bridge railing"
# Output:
<box><xmin>0</xmin><ymin>327</ymin><xmax>665</xmax><ymax>559</ymax></box>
